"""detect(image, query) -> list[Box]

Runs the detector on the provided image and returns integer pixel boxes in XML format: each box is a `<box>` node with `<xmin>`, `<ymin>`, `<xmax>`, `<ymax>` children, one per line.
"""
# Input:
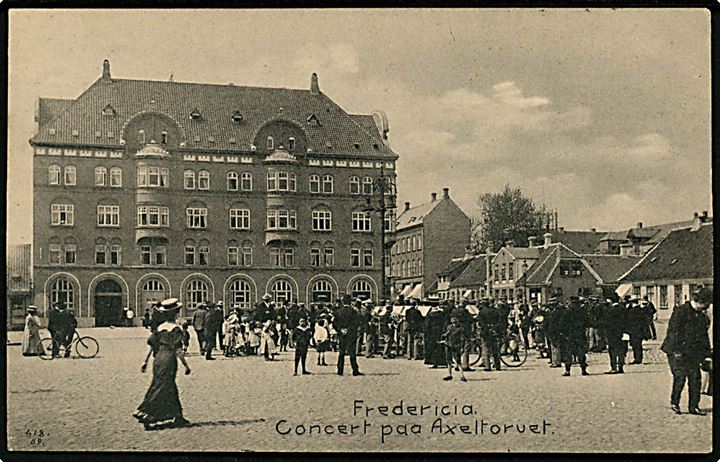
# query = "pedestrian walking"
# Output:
<box><xmin>22</xmin><ymin>306</ymin><xmax>43</xmax><ymax>356</ymax></box>
<box><xmin>545</xmin><ymin>299</ymin><xmax>563</xmax><ymax>368</ymax></box>
<box><xmin>404</xmin><ymin>302</ymin><xmax>422</xmax><ymax>360</ymax></box>
<box><xmin>47</xmin><ymin>303</ymin><xmax>63</xmax><ymax>358</ymax></box>
<box><xmin>602</xmin><ymin>295</ymin><xmax>628</xmax><ymax>374</ymax></box>
<box><xmin>559</xmin><ymin>296</ymin><xmax>589</xmax><ymax>376</ymax></box>
<box><xmin>424</xmin><ymin>305</ymin><xmax>447</xmax><ymax>369</ymax></box>
<box><xmin>380</xmin><ymin>307</ymin><xmax>396</xmax><ymax>359</ymax></box>
<box><xmin>440</xmin><ymin>315</ymin><xmax>468</xmax><ymax>382</ymax></box>
<box><xmin>134</xmin><ymin>298</ymin><xmax>191</xmax><ymax>430</ymax></box>
<box><xmin>660</xmin><ymin>287</ymin><xmax>712</xmax><ymax>415</ymax></box>
<box><xmin>335</xmin><ymin>297</ymin><xmax>363</xmax><ymax>376</ymax></box>
<box><xmin>293</xmin><ymin>318</ymin><xmax>312</xmax><ymax>376</ymax></box>
<box><xmin>627</xmin><ymin>299</ymin><xmax>647</xmax><ymax>364</ymax></box>
<box><xmin>643</xmin><ymin>296</ymin><xmax>658</xmax><ymax>340</ymax></box>
<box><xmin>204</xmin><ymin>302</ymin><xmax>223</xmax><ymax>361</ymax></box>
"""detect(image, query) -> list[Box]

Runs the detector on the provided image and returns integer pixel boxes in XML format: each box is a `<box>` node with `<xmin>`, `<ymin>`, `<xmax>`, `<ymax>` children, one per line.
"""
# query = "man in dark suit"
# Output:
<box><xmin>661</xmin><ymin>287</ymin><xmax>712</xmax><ymax>415</ymax></box>
<box><xmin>204</xmin><ymin>302</ymin><xmax>223</xmax><ymax>360</ymax></box>
<box><xmin>404</xmin><ymin>301</ymin><xmax>423</xmax><ymax>360</ymax></box>
<box><xmin>192</xmin><ymin>302</ymin><xmax>208</xmax><ymax>354</ymax></box>
<box><xmin>47</xmin><ymin>303</ymin><xmax>63</xmax><ymax>358</ymax></box>
<box><xmin>602</xmin><ymin>294</ymin><xmax>628</xmax><ymax>374</ymax></box>
<box><xmin>477</xmin><ymin>299</ymin><xmax>502</xmax><ymax>372</ymax></box>
<box><xmin>559</xmin><ymin>296</ymin><xmax>590</xmax><ymax>376</ymax></box>
<box><xmin>256</xmin><ymin>294</ymin><xmax>276</xmax><ymax>323</ymax></box>
<box><xmin>335</xmin><ymin>297</ymin><xmax>363</xmax><ymax>376</ymax></box>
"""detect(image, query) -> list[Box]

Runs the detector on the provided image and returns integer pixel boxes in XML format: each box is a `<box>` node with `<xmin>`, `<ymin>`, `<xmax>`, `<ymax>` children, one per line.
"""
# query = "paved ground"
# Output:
<box><xmin>6</xmin><ymin>320</ymin><xmax>712</xmax><ymax>453</ymax></box>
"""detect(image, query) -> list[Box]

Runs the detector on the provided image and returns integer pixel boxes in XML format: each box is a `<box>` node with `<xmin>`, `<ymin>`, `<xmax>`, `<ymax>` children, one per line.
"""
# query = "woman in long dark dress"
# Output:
<box><xmin>133</xmin><ymin>298</ymin><xmax>191</xmax><ymax>430</ymax></box>
<box><xmin>424</xmin><ymin>306</ymin><xmax>447</xmax><ymax>368</ymax></box>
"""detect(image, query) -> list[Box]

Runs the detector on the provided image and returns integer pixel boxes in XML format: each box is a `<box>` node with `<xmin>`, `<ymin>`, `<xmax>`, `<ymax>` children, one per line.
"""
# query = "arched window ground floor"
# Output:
<box><xmin>33</xmin><ymin>269</ymin><xmax>383</xmax><ymax>326</ymax></box>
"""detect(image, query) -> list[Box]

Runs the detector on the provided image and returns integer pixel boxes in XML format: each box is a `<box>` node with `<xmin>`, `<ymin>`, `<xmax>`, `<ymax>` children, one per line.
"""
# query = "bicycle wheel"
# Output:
<box><xmin>500</xmin><ymin>337</ymin><xmax>528</xmax><ymax>368</ymax></box>
<box><xmin>469</xmin><ymin>339</ymin><xmax>483</xmax><ymax>367</ymax></box>
<box><xmin>76</xmin><ymin>336</ymin><xmax>99</xmax><ymax>359</ymax></box>
<box><xmin>37</xmin><ymin>338</ymin><xmax>59</xmax><ymax>360</ymax></box>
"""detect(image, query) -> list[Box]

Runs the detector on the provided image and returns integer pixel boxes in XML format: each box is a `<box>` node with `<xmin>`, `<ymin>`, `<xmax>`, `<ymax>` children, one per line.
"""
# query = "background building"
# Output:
<box><xmin>31</xmin><ymin>61</ymin><xmax>398</xmax><ymax>326</ymax></box>
<box><xmin>390</xmin><ymin>189</ymin><xmax>471</xmax><ymax>300</ymax></box>
<box><xmin>7</xmin><ymin>244</ymin><xmax>33</xmax><ymax>330</ymax></box>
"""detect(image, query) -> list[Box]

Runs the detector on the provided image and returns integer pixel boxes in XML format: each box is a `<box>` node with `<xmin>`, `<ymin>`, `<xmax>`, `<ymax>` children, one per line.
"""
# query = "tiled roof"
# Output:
<box><xmin>37</xmin><ymin>98</ymin><xmax>74</xmax><ymax>128</ymax></box>
<box><xmin>32</xmin><ymin>75</ymin><xmax>397</xmax><ymax>158</ymax></box>
<box><xmin>437</xmin><ymin>257</ymin><xmax>473</xmax><ymax>278</ymax></box>
<box><xmin>534</xmin><ymin>230</ymin><xmax>605</xmax><ymax>254</ymax></box>
<box><xmin>449</xmin><ymin>255</ymin><xmax>490</xmax><ymax>288</ymax></box>
<box><xmin>396</xmin><ymin>200</ymin><xmax>441</xmax><ymax>231</ymax></box>
<box><xmin>504</xmin><ymin>246</ymin><xmax>541</xmax><ymax>259</ymax></box>
<box><xmin>517</xmin><ymin>243</ymin><xmax>579</xmax><ymax>286</ymax></box>
<box><xmin>582</xmin><ymin>255</ymin><xmax>641</xmax><ymax>283</ymax></box>
<box><xmin>600</xmin><ymin>231</ymin><xmax>629</xmax><ymax>241</ymax></box>
<box><xmin>619</xmin><ymin>223</ymin><xmax>713</xmax><ymax>283</ymax></box>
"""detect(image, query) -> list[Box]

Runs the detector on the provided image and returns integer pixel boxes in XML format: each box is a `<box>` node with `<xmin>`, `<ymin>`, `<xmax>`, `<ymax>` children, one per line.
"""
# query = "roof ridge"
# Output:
<box><xmin>108</xmin><ymin>77</ymin><xmax>313</xmax><ymax>93</ymax></box>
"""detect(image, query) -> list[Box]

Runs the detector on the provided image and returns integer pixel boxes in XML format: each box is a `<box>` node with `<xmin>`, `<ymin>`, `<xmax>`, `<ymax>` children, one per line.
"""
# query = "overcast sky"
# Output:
<box><xmin>7</xmin><ymin>9</ymin><xmax>711</xmax><ymax>245</ymax></box>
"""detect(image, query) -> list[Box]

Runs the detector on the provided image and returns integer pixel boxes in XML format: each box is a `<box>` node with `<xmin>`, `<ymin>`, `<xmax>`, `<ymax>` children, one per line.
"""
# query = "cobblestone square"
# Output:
<box><xmin>6</xmin><ymin>322</ymin><xmax>712</xmax><ymax>453</ymax></box>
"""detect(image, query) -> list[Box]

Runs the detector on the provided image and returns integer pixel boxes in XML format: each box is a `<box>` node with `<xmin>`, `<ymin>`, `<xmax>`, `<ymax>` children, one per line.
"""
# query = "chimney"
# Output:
<box><xmin>619</xmin><ymin>243</ymin><xmax>633</xmax><ymax>257</ymax></box>
<box><xmin>102</xmin><ymin>59</ymin><xmax>111</xmax><ymax>81</ymax></box>
<box><xmin>404</xmin><ymin>202</ymin><xmax>411</xmax><ymax>212</ymax></box>
<box><xmin>558</xmin><ymin>227</ymin><xmax>565</xmax><ymax>232</ymax></box>
<box><xmin>543</xmin><ymin>232</ymin><xmax>552</xmax><ymax>248</ymax></box>
<box><xmin>442</xmin><ymin>187</ymin><xmax>449</xmax><ymax>199</ymax></box>
<box><xmin>310</xmin><ymin>73</ymin><xmax>320</xmax><ymax>95</ymax></box>
<box><xmin>591</xmin><ymin>228</ymin><xmax>597</xmax><ymax>233</ymax></box>
<box><xmin>505</xmin><ymin>240</ymin><xmax>514</xmax><ymax>248</ymax></box>
<box><xmin>431</xmin><ymin>192</ymin><xmax>437</xmax><ymax>202</ymax></box>
<box><xmin>636</xmin><ymin>222</ymin><xmax>643</xmax><ymax>229</ymax></box>
<box><xmin>528</xmin><ymin>236</ymin><xmax>537</xmax><ymax>247</ymax></box>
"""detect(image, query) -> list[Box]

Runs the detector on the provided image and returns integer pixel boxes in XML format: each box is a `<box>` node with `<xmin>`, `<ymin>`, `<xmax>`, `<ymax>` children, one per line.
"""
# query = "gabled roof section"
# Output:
<box><xmin>31</xmin><ymin>75</ymin><xmax>398</xmax><ymax>158</ymax></box>
<box><xmin>396</xmin><ymin>200</ymin><xmax>441</xmax><ymax>231</ymax></box>
<box><xmin>600</xmin><ymin>230</ymin><xmax>629</xmax><ymax>242</ymax></box>
<box><xmin>582</xmin><ymin>254</ymin><xmax>641</xmax><ymax>284</ymax></box>
<box><xmin>37</xmin><ymin>98</ymin><xmax>74</xmax><ymax>128</ymax></box>
<box><xmin>517</xmin><ymin>243</ymin><xmax>580</xmax><ymax>286</ymax></box>
<box><xmin>504</xmin><ymin>246</ymin><xmax>541</xmax><ymax>260</ymax></box>
<box><xmin>533</xmin><ymin>230</ymin><xmax>605</xmax><ymax>254</ymax></box>
<box><xmin>437</xmin><ymin>257</ymin><xmax>473</xmax><ymax>278</ymax></box>
<box><xmin>619</xmin><ymin>223</ymin><xmax>713</xmax><ymax>283</ymax></box>
<box><xmin>449</xmin><ymin>255</ymin><xmax>491</xmax><ymax>288</ymax></box>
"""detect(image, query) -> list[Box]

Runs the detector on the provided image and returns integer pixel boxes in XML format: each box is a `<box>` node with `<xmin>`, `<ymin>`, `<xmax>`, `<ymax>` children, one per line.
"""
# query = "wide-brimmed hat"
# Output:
<box><xmin>27</xmin><ymin>305</ymin><xmax>38</xmax><ymax>313</ymax></box>
<box><xmin>157</xmin><ymin>298</ymin><xmax>183</xmax><ymax>312</ymax></box>
<box><xmin>262</xmin><ymin>293</ymin><xmax>272</xmax><ymax>301</ymax></box>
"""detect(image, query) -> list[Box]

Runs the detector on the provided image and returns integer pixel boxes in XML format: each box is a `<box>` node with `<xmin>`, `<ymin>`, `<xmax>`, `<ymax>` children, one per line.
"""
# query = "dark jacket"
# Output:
<box><xmin>558</xmin><ymin>303</ymin><xmax>588</xmax><ymax>352</ymax></box>
<box><xmin>441</xmin><ymin>323</ymin><xmax>467</xmax><ymax>350</ymax></box>
<box><xmin>661</xmin><ymin>302</ymin><xmax>711</xmax><ymax>361</ymax></box>
<box><xmin>205</xmin><ymin>308</ymin><xmax>224</xmax><ymax>333</ymax></box>
<box><xmin>477</xmin><ymin>305</ymin><xmax>501</xmax><ymax>338</ymax></box>
<box><xmin>192</xmin><ymin>308</ymin><xmax>208</xmax><ymax>330</ymax></box>
<box><xmin>334</xmin><ymin>306</ymin><xmax>361</xmax><ymax>338</ymax></box>
<box><xmin>47</xmin><ymin>307</ymin><xmax>61</xmax><ymax>333</ymax></box>
<box><xmin>602</xmin><ymin>302</ymin><xmax>628</xmax><ymax>342</ymax></box>
<box><xmin>293</xmin><ymin>325</ymin><xmax>313</xmax><ymax>350</ymax></box>
<box><xmin>405</xmin><ymin>306</ymin><xmax>422</xmax><ymax>332</ymax></box>
<box><xmin>256</xmin><ymin>302</ymin><xmax>276</xmax><ymax>323</ymax></box>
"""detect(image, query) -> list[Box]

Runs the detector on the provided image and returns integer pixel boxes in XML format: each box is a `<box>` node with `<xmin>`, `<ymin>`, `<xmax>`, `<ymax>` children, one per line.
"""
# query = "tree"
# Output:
<box><xmin>473</xmin><ymin>184</ymin><xmax>546</xmax><ymax>252</ymax></box>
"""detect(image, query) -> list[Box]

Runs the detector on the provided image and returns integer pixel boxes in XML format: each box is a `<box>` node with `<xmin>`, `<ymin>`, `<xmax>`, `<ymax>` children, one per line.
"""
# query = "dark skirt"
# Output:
<box><xmin>136</xmin><ymin>349</ymin><xmax>182</xmax><ymax>423</ymax></box>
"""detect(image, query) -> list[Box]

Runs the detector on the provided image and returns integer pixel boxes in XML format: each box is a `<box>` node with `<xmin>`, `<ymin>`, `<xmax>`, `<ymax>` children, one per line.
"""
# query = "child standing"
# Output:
<box><xmin>293</xmin><ymin>318</ymin><xmax>312</xmax><ymax>376</ymax></box>
<box><xmin>440</xmin><ymin>316</ymin><xmax>467</xmax><ymax>382</ymax></box>
<box><xmin>181</xmin><ymin>320</ymin><xmax>191</xmax><ymax>354</ymax></box>
<box><xmin>247</xmin><ymin>322</ymin><xmax>261</xmax><ymax>355</ymax></box>
<box><xmin>314</xmin><ymin>318</ymin><xmax>330</xmax><ymax>366</ymax></box>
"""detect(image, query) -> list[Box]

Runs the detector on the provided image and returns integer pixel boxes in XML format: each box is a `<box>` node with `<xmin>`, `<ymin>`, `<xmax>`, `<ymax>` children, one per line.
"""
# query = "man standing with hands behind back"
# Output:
<box><xmin>661</xmin><ymin>286</ymin><xmax>712</xmax><ymax>415</ymax></box>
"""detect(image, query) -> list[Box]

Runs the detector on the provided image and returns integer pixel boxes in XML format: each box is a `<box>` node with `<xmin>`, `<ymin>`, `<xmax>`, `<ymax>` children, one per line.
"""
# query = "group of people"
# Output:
<box><xmin>21</xmin><ymin>302</ymin><xmax>78</xmax><ymax>358</ymax></box>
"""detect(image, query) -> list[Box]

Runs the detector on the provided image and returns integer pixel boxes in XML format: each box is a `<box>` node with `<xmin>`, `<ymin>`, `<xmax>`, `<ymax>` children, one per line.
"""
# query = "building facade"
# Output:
<box><xmin>7</xmin><ymin>244</ymin><xmax>33</xmax><ymax>330</ymax></box>
<box><xmin>31</xmin><ymin>61</ymin><xmax>398</xmax><ymax>326</ymax></box>
<box><xmin>390</xmin><ymin>189</ymin><xmax>471</xmax><ymax>300</ymax></box>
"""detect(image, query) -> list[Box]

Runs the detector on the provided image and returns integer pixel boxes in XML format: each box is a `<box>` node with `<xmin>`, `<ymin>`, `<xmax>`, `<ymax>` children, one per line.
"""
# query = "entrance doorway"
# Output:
<box><xmin>94</xmin><ymin>279</ymin><xmax>124</xmax><ymax>327</ymax></box>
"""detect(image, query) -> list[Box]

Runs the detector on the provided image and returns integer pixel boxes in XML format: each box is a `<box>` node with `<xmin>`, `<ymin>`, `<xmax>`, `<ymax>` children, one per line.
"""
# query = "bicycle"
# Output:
<box><xmin>38</xmin><ymin>329</ymin><xmax>99</xmax><ymax>360</ymax></box>
<box><xmin>468</xmin><ymin>330</ymin><xmax>528</xmax><ymax>368</ymax></box>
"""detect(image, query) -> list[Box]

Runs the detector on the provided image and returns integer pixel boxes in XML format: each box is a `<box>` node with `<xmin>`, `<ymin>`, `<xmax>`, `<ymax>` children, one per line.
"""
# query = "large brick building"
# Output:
<box><xmin>390</xmin><ymin>189</ymin><xmax>471</xmax><ymax>300</ymax></box>
<box><xmin>31</xmin><ymin>61</ymin><xmax>398</xmax><ymax>326</ymax></box>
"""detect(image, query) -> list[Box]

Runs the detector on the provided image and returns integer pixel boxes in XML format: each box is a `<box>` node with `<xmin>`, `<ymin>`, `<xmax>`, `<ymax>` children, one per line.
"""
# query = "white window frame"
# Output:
<box><xmin>322</xmin><ymin>175</ymin><xmax>334</xmax><ymax>194</ymax></box>
<box><xmin>267</xmin><ymin>136</ymin><xmax>274</xmax><ymax>150</ymax></box>
<box><xmin>49</xmin><ymin>165</ymin><xmax>61</xmax><ymax>185</ymax></box>
<box><xmin>110</xmin><ymin>167</ymin><xmax>122</xmax><ymax>187</ymax></box>
<box><xmin>312</xmin><ymin>209</ymin><xmax>332</xmax><ymax>231</ymax></box>
<box><xmin>184</xmin><ymin>170</ymin><xmax>196</xmax><ymax>190</ymax></box>
<box><xmin>51</xmin><ymin>204</ymin><xmax>74</xmax><ymax>226</ymax></box>
<box><xmin>198</xmin><ymin>170</ymin><xmax>210</xmax><ymax>190</ymax></box>
<box><xmin>362</xmin><ymin>176</ymin><xmax>373</xmax><ymax>195</ymax></box>
<box><xmin>228</xmin><ymin>246</ymin><xmax>239</xmax><ymax>266</ymax></box>
<box><xmin>64</xmin><ymin>166</ymin><xmax>76</xmax><ymax>186</ymax></box>
<box><xmin>309</xmin><ymin>174</ymin><xmax>321</xmax><ymax>193</ymax></box>
<box><xmin>241</xmin><ymin>172</ymin><xmax>252</xmax><ymax>191</ymax></box>
<box><xmin>227</xmin><ymin>171</ymin><xmax>238</xmax><ymax>191</ymax></box>
<box><xmin>266</xmin><ymin>209</ymin><xmax>297</xmax><ymax>230</ymax></box>
<box><xmin>186</xmin><ymin>207</ymin><xmax>208</xmax><ymax>229</ymax></box>
<box><xmin>349</xmin><ymin>176</ymin><xmax>360</xmax><ymax>195</ymax></box>
<box><xmin>97</xmin><ymin>205</ymin><xmax>120</xmax><ymax>227</ymax></box>
<box><xmin>363</xmin><ymin>248</ymin><xmax>374</xmax><ymax>267</ymax></box>
<box><xmin>137</xmin><ymin>206</ymin><xmax>169</xmax><ymax>227</ymax></box>
<box><xmin>229</xmin><ymin>208</ymin><xmax>250</xmax><ymax>230</ymax></box>
<box><xmin>185</xmin><ymin>280</ymin><xmax>208</xmax><ymax>311</ymax></box>
<box><xmin>352</xmin><ymin>211</ymin><xmax>372</xmax><ymax>232</ymax></box>
<box><xmin>351</xmin><ymin>248</ymin><xmax>361</xmax><ymax>267</ymax></box>
<box><xmin>94</xmin><ymin>166</ymin><xmax>107</xmax><ymax>186</ymax></box>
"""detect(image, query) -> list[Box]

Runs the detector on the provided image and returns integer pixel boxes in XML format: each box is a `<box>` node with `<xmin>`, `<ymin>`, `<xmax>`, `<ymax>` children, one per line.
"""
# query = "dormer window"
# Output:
<box><xmin>72</xmin><ymin>129</ymin><xmax>79</xmax><ymax>137</ymax></box>
<box><xmin>229</xmin><ymin>137</ymin><xmax>236</xmax><ymax>144</ymax></box>
<box><xmin>190</xmin><ymin>109</ymin><xmax>201</xmax><ymax>120</ymax></box>
<box><xmin>307</xmin><ymin>114</ymin><xmax>320</xmax><ymax>126</ymax></box>
<box><xmin>231</xmin><ymin>111</ymin><xmax>243</xmax><ymax>123</ymax></box>
<box><xmin>193</xmin><ymin>135</ymin><xmax>200</xmax><ymax>143</ymax></box>
<box><xmin>373</xmin><ymin>144</ymin><xmax>380</xmax><ymax>150</ymax></box>
<box><xmin>209</xmin><ymin>136</ymin><xmax>215</xmax><ymax>144</ymax></box>
<box><xmin>49</xmin><ymin>128</ymin><xmax>56</xmax><ymax>136</ymax></box>
<box><xmin>160</xmin><ymin>131</ymin><xmax>168</xmax><ymax>145</ymax></box>
<box><xmin>102</xmin><ymin>104</ymin><xmax>115</xmax><ymax>117</ymax></box>
<box><xmin>353</xmin><ymin>143</ymin><xmax>360</xmax><ymax>150</ymax></box>
<box><xmin>107</xmin><ymin>131</ymin><xmax>114</xmax><ymax>139</ymax></box>
<box><xmin>95</xmin><ymin>131</ymin><xmax>101</xmax><ymax>138</ymax></box>
<box><xmin>325</xmin><ymin>141</ymin><xmax>332</xmax><ymax>150</ymax></box>
<box><xmin>138</xmin><ymin>130</ymin><xmax>146</xmax><ymax>145</ymax></box>
<box><xmin>267</xmin><ymin>136</ymin><xmax>274</xmax><ymax>150</ymax></box>
<box><xmin>288</xmin><ymin>137</ymin><xmax>296</xmax><ymax>150</ymax></box>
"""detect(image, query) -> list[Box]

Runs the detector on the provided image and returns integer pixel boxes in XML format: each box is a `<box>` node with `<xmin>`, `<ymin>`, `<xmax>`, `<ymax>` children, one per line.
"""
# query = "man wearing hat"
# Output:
<box><xmin>558</xmin><ymin>296</ymin><xmax>589</xmax><ymax>376</ymax></box>
<box><xmin>192</xmin><ymin>302</ymin><xmax>208</xmax><ymax>354</ymax></box>
<box><xmin>256</xmin><ymin>294</ymin><xmax>276</xmax><ymax>324</ymax></box>
<box><xmin>204</xmin><ymin>302</ymin><xmax>223</xmax><ymax>360</ymax></box>
<box><xmin>334</xmin><ymin>298</ymin><xmax>364</xmax><ymax>376</ymax></box>
<box><xmin>661</xmin><ymin>286</ymin><xmax>712</xmax><ymax>415</ymax></box>
<box><xmin>602</xmin><ymin>293</ymin><xmax>628</xmax><ymax>374</ymax></box>
<box><xmin>626</xmin><ymin>297</ymin><xmax>647</xmax><ymax>364</ymax></box>
<box><xmin>47</xmin><ymin>302</ymin><xmax>63</xmax><ymax>358</ymax></box>
<box><xmin>404</xmin><ymin>300</ymin><xmax>423</xmax><ymax>360</ymax></box>
<box><xmin>477</xmin><ymin>298</ymin><xmax>502</xmax><ymax>371</ymax></box>
<box><xmin>544</xmin><ymin>298</ymin><xmax>563</xmax><ymax>368</ymax></box>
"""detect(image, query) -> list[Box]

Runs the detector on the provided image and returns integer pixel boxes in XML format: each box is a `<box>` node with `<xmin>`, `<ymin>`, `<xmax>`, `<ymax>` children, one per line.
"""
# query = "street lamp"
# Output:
<box><xmin>362</xmin><ymin>164</ymin><xmax>396</xmax><ymax>303</ymax></box>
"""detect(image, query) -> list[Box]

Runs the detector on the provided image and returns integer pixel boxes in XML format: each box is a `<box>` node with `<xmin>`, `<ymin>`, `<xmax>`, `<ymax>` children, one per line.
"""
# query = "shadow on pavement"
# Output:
<box><xmin>186</xmin><ymin>418</ymin><xmax>265</xmax><ymax>428</ymax></box>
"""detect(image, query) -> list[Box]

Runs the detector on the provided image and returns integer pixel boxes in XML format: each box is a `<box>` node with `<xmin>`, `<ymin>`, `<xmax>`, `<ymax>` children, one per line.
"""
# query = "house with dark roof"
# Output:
<box><xmin>31</xmin><ymin>61</ymin><xmax>399</xmax><ymax>326</ymax></box>
<box><xmin>617</xmin><ymin>221</ymin><xmax>713</xmax><ymax>319</ymax></box>
<box><xmin>447</xmin><ymin>254</ymin><xmax>492</xmax><ymax>301</ymax></box>
<box><xmin>389</xmin><ymin>188</ymin><xmax>471</xmax><ymax>300</ymax></box>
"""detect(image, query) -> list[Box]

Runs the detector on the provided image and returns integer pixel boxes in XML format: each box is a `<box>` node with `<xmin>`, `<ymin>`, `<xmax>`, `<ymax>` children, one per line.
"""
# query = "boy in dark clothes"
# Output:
<box><xmin>293</xmin><ymin>318</ymin><xmax>313</xmax><ymax>376</ymax></box>
<box><xmin>181</xmin><ymin>321</ymin><xmax>191</xmax><ymax>354</ymax></box>
<box><xmin>440</xmin><ymin>316</ymin><xmax>467</xmax><ymax>382</ymax></box>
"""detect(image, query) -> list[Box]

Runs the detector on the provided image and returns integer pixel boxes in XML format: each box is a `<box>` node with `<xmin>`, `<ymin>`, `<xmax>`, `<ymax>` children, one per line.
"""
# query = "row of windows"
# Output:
<box><xmin>393</xmin><ymin>234</ymin><xmax>423</xmax><ymax>255</ymax></box>
<box><xmin>392</xmin><ymin>259</ymin><xmax>423</xmax><ymax>278</ymax></box>
<box><xmin>51</xmin><ymin>204</ymin><xmax>375</xmax><ymax>232</ymax></box>
<box><xmin>493</xmin><ymin>262</ymin><xmax>516</xmax><ymax>283</ymax></box>
<box><xmin>47</xmin><ymin>276</ymin><xmax>375</xmax><ymax>313</ymax></box>
<box><xmin>45</xmin><ymin>240</ymin><xmax>374</xmax><ymax>268</ymax></box>
<box><xmin>47</xmin><ymin>165</ymin><xmax>390</xmax><ymax>196</ymax></box>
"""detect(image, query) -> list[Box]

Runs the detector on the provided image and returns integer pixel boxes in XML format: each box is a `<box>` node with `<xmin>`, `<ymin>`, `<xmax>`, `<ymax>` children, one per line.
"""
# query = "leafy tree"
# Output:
<box><xmin>473</xmin><ymin>184</ymin><xmax>548</xmax><ymax>252</ymax></box>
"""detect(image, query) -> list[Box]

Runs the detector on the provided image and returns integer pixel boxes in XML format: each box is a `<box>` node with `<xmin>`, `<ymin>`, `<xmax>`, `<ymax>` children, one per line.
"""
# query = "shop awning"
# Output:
<box><xmin>400</xmin><ymin>284</ymin><xmax>414</xmax><ymax>297</ymax></box>
<box><xmin>615</xmin><ymin>283</ymin><xmax>633</xmax><ymax>297</ymax></box>
<box><xmin>408</xmin><ymin>283</ymin><xmax>423</xmax><ymax>299</ymax></box>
